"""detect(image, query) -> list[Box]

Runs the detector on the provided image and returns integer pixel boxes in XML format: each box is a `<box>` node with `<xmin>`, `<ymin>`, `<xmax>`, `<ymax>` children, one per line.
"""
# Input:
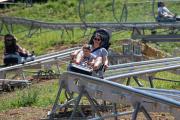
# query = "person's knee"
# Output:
<box><xmin>93</xmin><ymin>64</ymin><xmax>99</xmax><ymax>70</ymax></box>
<box><xmin>93</xmin><ymin>57</ymin><xmax>103</xmax><ymax>69</ymax></box>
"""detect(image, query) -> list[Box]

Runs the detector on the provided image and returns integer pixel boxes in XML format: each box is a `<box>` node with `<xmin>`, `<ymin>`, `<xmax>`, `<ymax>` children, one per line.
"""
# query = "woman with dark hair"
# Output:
<box><xmin>90</xmin><ymin>33</ymin><xmax>109</xmax><ymax>70</ymax></box>
<box><xmin>69</xmin><ymin>29</ymin><xmax>111</xmax><ymax>78</ymax></box>
<box><xmin>4</xmin><ymin>34</ymin><xmax>31</xmax><ymax>57</ymax></box>
<box><xmin>3</xmin><ymin>34</ymin><xmax>35</xmax><ymax>65</ymax></box>
<box><xmin>73</xmin><ymin>33</ymin><xmax>108</xmax><ymax>71</ymax></box>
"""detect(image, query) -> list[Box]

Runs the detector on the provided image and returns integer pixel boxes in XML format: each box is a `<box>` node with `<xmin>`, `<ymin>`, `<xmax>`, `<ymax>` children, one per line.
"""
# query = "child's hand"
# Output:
<box><xmin>87</xmin><ymin>62</ymin><xmax>94</xmax><ymax>66</ymax></box>
<box><xmin>104</xmin><ymin>64</ymin><xmax>109</xmax><ymax>70</ymax></box>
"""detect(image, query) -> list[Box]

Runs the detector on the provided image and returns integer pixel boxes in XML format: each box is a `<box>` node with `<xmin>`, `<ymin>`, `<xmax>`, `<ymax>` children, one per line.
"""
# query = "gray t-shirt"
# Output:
<box><xmin>77</xmin><ymin>47</ymin><xmax>108</xmax><ymax>78</ymax></box>
<box><xmin>91</xmin><ymin>47</ymin><xmax>108</xmax><ymax>58</ymax></box>
<box><xmin>91</xmin><ymin>48</ymin><xmax>108</xmax><ymax>78</ymax></box>
<box><xmin>158</xmin><ymin>6</ymin><xmax>172</xmax><ymax>17</ymax></box>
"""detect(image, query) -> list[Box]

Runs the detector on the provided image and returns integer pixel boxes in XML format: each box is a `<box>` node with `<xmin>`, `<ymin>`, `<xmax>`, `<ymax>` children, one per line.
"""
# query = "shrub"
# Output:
<box><xmin>11</xmin><ymin>89</ymin><xmax>39</xmax><ymax>107</ymax></box>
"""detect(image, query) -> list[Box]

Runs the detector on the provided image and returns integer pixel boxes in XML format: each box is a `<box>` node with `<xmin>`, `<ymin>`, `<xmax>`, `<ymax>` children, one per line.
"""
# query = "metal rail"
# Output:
<box><xmin>105</xmin><ymin>60</ymin><xmax>180</xmax><ymax>77</ymax></box>
<box><xmin>0</xmin><ymin>47</ymin><xmax>80</xmax><ymax>80</ymax></box>
<box><xmin>35</xmin><ymin>46</ymin><xmax>80</xmax><ymax>59</ymax></box>
<box><xmin>49</xmin><ymin>71</ymin><xmax>180</xmax><ymax>119</ymax></box>
<box><xmin>137</xmin><ymin>87</ymin><xmax>180</xmax><ymax>101</ymax></box>
<box><xmin>104</xmin><ymin>57</ymin><xmax>180</xmax><ymax>88</ymax></box>
<box><xmin>0</xmin><ymin>47</ymin><xmax>79</xmax><ymax>72</ymax></box>
<box><xmin>107</xmin><ymin>57</ymin><xmax>180</xmax><ymax>70</ymax></box>
<box><xmin>106</xmin><ymin>64</ymin><xmax>180</xmax><ymax>80</ymax></box>
<box><xmin>0</xmin><ymin>47</ymin><xmax>80</xmax><ymax>90</ymax></box>
<box><xmin>1</xmin><ymin>17</ymin><xmax>180</xmax><ymax>30</ymax></box>
<box><xmin>106</xmin><ymin>57</ymin><xmax>180</xmax><ymax>75</ymax></box>
<box><xmin>0</xmin><ymin>79</ymin><xmax>31</xmax><ymax>92</ymax></box>
<box><xmin>0</xmin><ymin>79</ymin><xmax>29</xmax><ymax>83</ymax></box>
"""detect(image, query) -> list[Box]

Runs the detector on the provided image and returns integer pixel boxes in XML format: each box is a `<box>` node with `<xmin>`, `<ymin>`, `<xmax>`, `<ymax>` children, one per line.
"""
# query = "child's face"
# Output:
<box><xmin>83</xmin><ymin>48</ymin><xmax>91</xmax><ymax>57</ymax></box>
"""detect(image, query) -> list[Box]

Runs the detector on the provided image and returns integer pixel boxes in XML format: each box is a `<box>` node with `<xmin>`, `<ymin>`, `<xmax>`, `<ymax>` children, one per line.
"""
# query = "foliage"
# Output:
<box><xmin>0</xmin><ymin>0</ymin><xmax>179</xmax><ymax>56</ymax></box>
<box><xmin>0</xmin><ymin>80</ymin><xmax>62</xmax><ymax>111</ymax></box>
<box><xmin>0</xmin><ymin>0</ymin><xmax>179</xmax><ymax>112</ymax></box>
<box><xmin>11</xmin><ymin>88</ymin><xmax>39</xmax><ymax>107</ymax></box>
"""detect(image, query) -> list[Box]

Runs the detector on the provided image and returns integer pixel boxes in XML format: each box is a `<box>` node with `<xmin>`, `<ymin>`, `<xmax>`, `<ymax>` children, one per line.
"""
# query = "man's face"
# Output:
<box><xmin>83</xmin><ymin>49</ymin><xmax>91</xmax><ymax>57</ymax></box>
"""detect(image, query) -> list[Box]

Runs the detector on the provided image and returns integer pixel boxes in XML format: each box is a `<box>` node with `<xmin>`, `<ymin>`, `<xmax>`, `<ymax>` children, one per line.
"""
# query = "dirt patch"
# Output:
<box><xmin>0</xmin><ymin>107</ymin><xmax>174</xmax><ymax>120</ymax></box>
<box><xmin>0</xmin><ymin>106</ymin><xmax>51</xmax><ymax>120</ymax></box>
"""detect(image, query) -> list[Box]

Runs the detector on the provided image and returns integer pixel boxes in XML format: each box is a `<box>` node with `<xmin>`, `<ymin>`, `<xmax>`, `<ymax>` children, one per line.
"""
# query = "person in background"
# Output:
<box><xmin>4</xmin><ymin>34</ymin><xmax>32</xmax><ymax>57</ymax></box>
<box><xmin>158</xmin><ymin>1</ymin><xmax>175</xmax><ymax>19</ymax></box>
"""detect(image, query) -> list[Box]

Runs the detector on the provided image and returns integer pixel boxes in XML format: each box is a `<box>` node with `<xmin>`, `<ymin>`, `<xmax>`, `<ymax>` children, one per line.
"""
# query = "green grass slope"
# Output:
<box><xmin>0</xmin><ymin>0</ymin><xmax>179</xmax><ymax>56</ymax></box>
<box><xmin>0</xmin><ymin>0</ymin><xmax>179</xmax><ymax>112</ymax></box>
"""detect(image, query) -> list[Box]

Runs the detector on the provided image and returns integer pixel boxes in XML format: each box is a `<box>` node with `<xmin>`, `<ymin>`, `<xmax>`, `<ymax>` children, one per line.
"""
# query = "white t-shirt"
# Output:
<box><xmin>80</xmin><ymin>53</ymin><xmax>96</xmax><ymax>66</ymax></box>
<box><xmin>158</xmin><ymin>6</ymin><xmax>172</xmax><ymax>17</ymax></box>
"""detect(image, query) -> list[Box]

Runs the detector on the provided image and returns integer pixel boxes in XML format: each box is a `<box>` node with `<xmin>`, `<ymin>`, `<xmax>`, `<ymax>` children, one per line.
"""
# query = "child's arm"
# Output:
<box><xmin>75</xmin><ymin>51</ymin><xmax>83</xmax><ymax>64</ymax></box>
<box><xmin>70</xmin><ymin>49</ymin><xmax>81</xmax><ymax>58</ymax></box>
<box><xmin>70</xmin><ymin>49</ymin><xmax>81</xmax><ymax>63</ymax></box>
<box><xmin>87</xmin><ymin>59</ymin><xmax>95</xmax><ymax>67</ymax></box>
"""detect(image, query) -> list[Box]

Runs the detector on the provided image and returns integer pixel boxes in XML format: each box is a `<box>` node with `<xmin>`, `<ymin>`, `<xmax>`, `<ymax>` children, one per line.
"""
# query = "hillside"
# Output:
<box><xmin>0</xmin><ymin>1</ymin><xmax>180</xmax><ymax>119</ymax></box>
<box><xmin>0</xmin><ymin>0</ymin><xmax>179</xmax><ymax>57</ymax></box>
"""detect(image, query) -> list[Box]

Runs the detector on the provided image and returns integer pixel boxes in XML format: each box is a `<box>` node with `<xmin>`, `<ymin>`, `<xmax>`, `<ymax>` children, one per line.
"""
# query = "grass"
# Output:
<box><xmin>0</xmin><ymin>0</ymin><xmax>179</xmax><ymax>112</ymax></box>
<box><xmin>0</xmin><ymin>0</ymin><xmax>180</xmax><ymax>55</ymax></box>
<box><xmin>154</xmin><ymin>71</ymin><xmax>180</xmax><ymax>89</ymax></box>
<box><xmin>0</xmin><ymin>71</ymin><xmax>179</xmax><ymax>112</ymax></box>
<box><xmin>0</xmin><ymin>80</ymin><xmax>62</xmax><ymax>111</ymax></box>
<box><xmin>126</xmin><ymin>72</ymin><xmax>180</xmax><ymax>89</ymax></box>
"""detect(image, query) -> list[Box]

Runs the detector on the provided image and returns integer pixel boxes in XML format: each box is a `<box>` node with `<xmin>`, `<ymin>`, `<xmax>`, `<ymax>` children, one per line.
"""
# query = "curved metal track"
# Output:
<box><xmin>49</xmin><ymin>71</ymin><xmax>180</xmax><ymax>119</ymax></box>
<box><xmin>1</xmin><ymin>17</ymin><xmax>180</xmax><ymax>30</ymax></box>
<box><xmin>0</xmin><ymin>47</ymin><xmax>80</xmax><ymax>80</ymax></box>
<box><xmin>0</xmin><ymin>48</ymin><xmax>179</xmax><ymax>118</ymax></box>
<box><xmin>105</xmin><ymin>57</ymin><xmax>180</xmax><ymax>87</ymax></box>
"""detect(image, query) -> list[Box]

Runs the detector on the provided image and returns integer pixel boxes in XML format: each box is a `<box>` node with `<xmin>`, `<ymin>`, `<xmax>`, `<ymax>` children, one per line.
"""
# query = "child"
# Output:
<box><xmin>75</xmin><ymin>44</ymin><xmax>96</xmax><ymax>68</ymax></box>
